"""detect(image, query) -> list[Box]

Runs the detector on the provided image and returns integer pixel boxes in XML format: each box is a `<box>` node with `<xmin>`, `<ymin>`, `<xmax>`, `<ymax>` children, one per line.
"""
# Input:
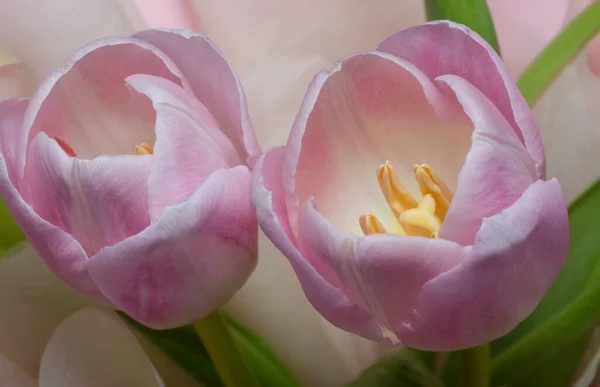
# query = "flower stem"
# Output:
<box><xmin>193</xmin><ymin>310</ymin><xmax>259</xmax><ymax>387</ymax></box>
<box><xmin>459</xmin><ymin>343</ymin><xmax>490</xmax><ymax>387</ymax></box>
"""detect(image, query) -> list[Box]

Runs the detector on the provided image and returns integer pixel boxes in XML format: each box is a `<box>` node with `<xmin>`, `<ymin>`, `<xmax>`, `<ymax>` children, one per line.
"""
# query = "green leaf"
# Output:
<box><xmin>489</xmin><ymin>179</ymin><xmax>600</xmax><ymax>385</ymax></box>
<box><xmin>500</xmin><ymin>331</ymin><xmax>592</xmax><ymax>387</ymax></box>
<box><xmin>346</xmin><ymin>348</ymin><xmax>445</xmax><ymax>387</ymax></box>
<box><xmin>424</xmin><ymin>0</ymin><xmax>500</xmax><ymax>54</ymax></box>
<box><xmin>224</xmin><ymin>314</ymin><xmax>300</xmax><ymax>387</ymax></box>
<box><xmin>122</xmin><ymin>311</ymin><xmax>299</xmax><ymax>387</ymax></box>
<box><xmin>518</xmin><ymin>0</ymin><xmax>600</xmax><ymax>105</ymax></box>
<box><xmin>0</xmin><ymin>198</ymin><xmax>25</xmax><ymax>254</ymax></box>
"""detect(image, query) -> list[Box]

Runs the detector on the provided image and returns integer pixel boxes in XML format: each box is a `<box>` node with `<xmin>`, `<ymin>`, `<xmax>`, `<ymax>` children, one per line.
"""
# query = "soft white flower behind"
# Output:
<box><xmin>531</xmin><ymin>0</ymin><xmax>600</xmax><ymax>203</ymax></box>
<box><xmin>0</xmin><ymin>244</ymin><xmax>201</xmax><ymax>386</ymax></box>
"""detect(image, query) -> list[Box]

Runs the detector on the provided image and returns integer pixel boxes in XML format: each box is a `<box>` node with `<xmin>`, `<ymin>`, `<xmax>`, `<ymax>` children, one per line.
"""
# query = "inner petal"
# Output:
<box><xmin>291</xmin><ymin>52</ymin><xmax>473</xmax><ymax>235</ymax></box>
<box><xmin>27</xmin><ymin>41</ymin><xmax>187</xmax><ymax>159</ymax></box>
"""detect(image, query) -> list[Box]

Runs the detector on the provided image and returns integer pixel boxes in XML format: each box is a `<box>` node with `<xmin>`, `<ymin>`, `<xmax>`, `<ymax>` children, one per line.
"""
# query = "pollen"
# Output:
<box><xmin>135</xmin><ymin>142</ymin><xmax>154</xmax><ymax>155</ymax></box>
<box><xmin>359</xmin><ymin>162</ymin><xmax>452</xmax><ymax>238</ymax></box>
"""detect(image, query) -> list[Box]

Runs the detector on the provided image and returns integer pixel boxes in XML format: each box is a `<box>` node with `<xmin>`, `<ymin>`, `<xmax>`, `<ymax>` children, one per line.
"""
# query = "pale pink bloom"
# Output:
<box><xmin>0</xmin><ymin>244</ymin><xmax>201</xmax><ymax>387</ymax></box>
<box><xmin>0</xmin><ymin>28</ymin><xmax>261</xmax><ymax>328</ymax></box>
<box><xmin>253</xmin><ymin>21</ymin><xmax>569</xmax><ymax>351</ymax></box>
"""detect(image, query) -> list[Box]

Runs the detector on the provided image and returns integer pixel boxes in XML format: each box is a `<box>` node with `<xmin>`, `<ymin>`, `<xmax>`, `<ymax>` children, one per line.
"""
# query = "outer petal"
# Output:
<box><xmin>88</xmin><ymin>166</ymin><xmax>257</xmax><ymax>328</ymax></box>
<box><xmin>398</xmin><ymin>179</ymin><xmax>568</xmax><ymax>351</ymax></box>
<box><xmin>0</xmin><ymin>63</ymin><xmax>36</xmax><ymax>99</ymax></box>
<box><xmin>0</xmin><ymin>104</ymin><xmax>107</xmax><ymax>302</ymax></box>
<box><xmin>39</xmin><ymin>308</ymin><xmax>163</xmax><ymax>387</ymax></box>
<box><xmin>135</xmin><ymin>29</ymin><xmax>261</xmax><ymax>166</ymax></box>
<box><xmin>252</xmin><ymin>147</ymin><xmax>381</xmax><ymax>340</ymax></box>
<box><xmin>126</xmin><ymin>74</ymin><xmax>239</xmax><ymax>220</ymax></box>
<box><xmin>0</xmin><ymin>244</ymin><xmax>92</xmax><ymax>379</ymax></box>
<box><xmin>438</xmin><ymin>75</ymin><xmax>538</xmax><ymax>246</ymax></box>
<box><xmin>298</xmin><ymin>199</ymin><xmax>467</xmax><ymax>340</ymax></box>
<box><xmin>25</xmin><ymin>132</ymin><xmax>152</xmax><ymax>257</ymax></box>
<box><xmin>20</xmin><ymin>37</ymin><xmax>190</xmax><ymax>163</ymax></box>
<box><xmin>0</xmin><ymin>0</ymin><xmax>136</xmax><ymax>78</ymax></box>
<box><xmin>285</xmin><ymin>51</ymin><xmax>472</xmax><ymax>235</ymax></box>
<box><xmin>378</xmin><ymin>21</ymin><xmax>545</xmax><ymax>178</ymax></box>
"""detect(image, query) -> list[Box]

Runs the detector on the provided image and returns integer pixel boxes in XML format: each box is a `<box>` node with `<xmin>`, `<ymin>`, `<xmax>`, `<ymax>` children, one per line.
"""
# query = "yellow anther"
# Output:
<box><xmin>413</xmin><ymin>164</ymin><xmax>453</xmax><ymax>220</ymax></box>
<box><xmin>377</xmin><ymin>161</ymin><xmax>418</xmax><ymax>217</ymax></box>
<box><xmin>398</xmin><ymin>206</ymin><xmax>441</xmax><ymax>238</ymax></box>
<box><xmin>135</xmin><ymin>142</ymin><xmax>154</xmax><ymax>155</ymax></box>
<box><xmin>359</xmin><ymin>213</ymin><xmax>389</xmax><ymax>235</ymax></box>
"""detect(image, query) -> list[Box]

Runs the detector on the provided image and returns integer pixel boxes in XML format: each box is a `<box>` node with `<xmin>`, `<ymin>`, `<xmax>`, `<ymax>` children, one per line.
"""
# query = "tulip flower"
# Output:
<box><xmin>0</xmin><ymin>244</ymin><xmax>201</xmax><ymax>387</ymax></box>
<box><xmin>252</xmin><ymin>21</ymin><xmax>569</xmax><ymax>351</ymax></box>
<box><xmin>0</xmin><ymin>27</ymin><xmax>261</xmax><ymax>328</ymax></box>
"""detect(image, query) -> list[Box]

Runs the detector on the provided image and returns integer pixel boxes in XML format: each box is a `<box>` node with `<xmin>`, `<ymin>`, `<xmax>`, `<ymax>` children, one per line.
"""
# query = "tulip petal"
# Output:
<box><xmin>285</xmin><ymin>52</ymin><xmax>472</xmax><ymax>235</ymax></box>
<box><xmin>39</xmin><ymin>308</ymin><xmax>163</xmax><ymax>387</ymax></box>
<box><xmin>0</xmin><ymin>63</ymin><xmax>35</xmax><ymax>99</ymax></box>
<box><xmin>0</xmin><ymin>244</ymin><xmax>92</xmax><ymax>379</ymax></box>
<box><xmin>378</xmin><ymin>21</ymin><xmax>545</xmax><ymax>178</ymax></box>
<box><xmin>252</xmin><ymin>147</ymin><xmax>382</xmax><ymax>340</ymax></box>
<box><xmin>126</xmin><ymin>74</ymin><xmax>240</xmax><ymax>220</ymax></box>
<box><xmin>0</xmin><ymin>0</ymin><xmax>136</xmax><ymax>78</ymax></box>
<box><xmin>26</xmin><ymin>132</ymin><xmax>152</xmax><ymax>258</ymax></box>
<box><xmin>0</xmin><ymin>106</ymin><xmax>107</xmax><ymax>302</ymax></box>
<box><xmin>298</xmin><ymin>199</ymin><xmax>466</xmax><ymax>339</ymax></box>
<box><xmin>88</xmin><ymin>166</ymin><xmax>257</xmax><ymax>328</ymax></box>
<box><xmin>135</xmin><ymin>29</ymin><xmax>261</xmax><ymax>166</ymax></box>
<box><xmin>398</xmin><ymin>179</ymin><xmax>568</xmax><ymax>351</ymax></box>
<box><xmin>21</xmin><ymin>38</ymin><xmax>190</xmax><ymax>161</ymax></box>
<box><xmin>438</xmin><ymin>75</ymin><xmax>538</xmax><ymax>246</ymax></box>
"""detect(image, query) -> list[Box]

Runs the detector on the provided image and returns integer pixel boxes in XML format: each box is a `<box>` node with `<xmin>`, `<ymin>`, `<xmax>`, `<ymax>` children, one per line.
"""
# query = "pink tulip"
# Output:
<box><xmin>0</xmin><ymin>29</ymin><xmax>261</xmax><ymax>329</ymax></box>
<box><xmin>253</xmin><ymin>21</ymin><xmax>569</xmax><ymax>351</ymax></box>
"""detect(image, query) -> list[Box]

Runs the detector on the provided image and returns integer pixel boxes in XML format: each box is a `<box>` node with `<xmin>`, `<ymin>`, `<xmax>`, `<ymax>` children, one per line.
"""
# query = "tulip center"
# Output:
<box><xmin>359</xmin><ymin>161</ymin><xmax>453</xmax><ymax>238</ymax></box>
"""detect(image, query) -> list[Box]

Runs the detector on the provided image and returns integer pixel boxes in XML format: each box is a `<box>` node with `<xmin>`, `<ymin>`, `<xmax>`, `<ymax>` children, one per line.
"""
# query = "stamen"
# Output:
<box><xmin>377</xmin><ymin>161</ymin><xmax>418</xmax><ymax>217</ymax></box>
<box><xmin>413</xmin><ymin>164</ymin><xmax>453</xmax><ymax>220</ymax></box>
<box><xmin>359</xmin><ymin>213</ymin><xmax>389</xmax><ymax>235</ymax></box>
<box><xmin>398</xmin><ymin>196</ymin><xmax>442</xmax><ymax>238</ymax></box>
<box><xmin>358</xmin><ymin>162</ymin><xmax>452</xmax><ymax>238</ymax></box>
<box><xmin>135</xmin><ymin>142</ymin><xmax>154</xmax><ymax>155</ymax></box>
<box><xmin>53</xmin><ymin>137</ymin><xmax>76</xmax><ymax>157</ymax></box>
